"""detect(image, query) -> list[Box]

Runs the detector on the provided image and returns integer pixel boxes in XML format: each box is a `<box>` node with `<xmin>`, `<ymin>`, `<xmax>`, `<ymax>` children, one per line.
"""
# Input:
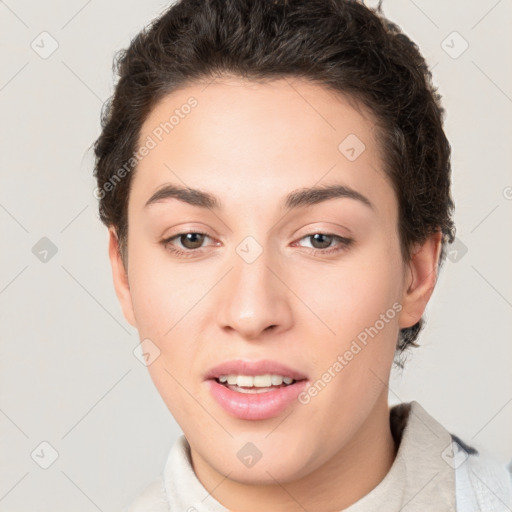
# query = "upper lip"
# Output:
<box><xmin>204</xmin><ymin>359</ymin><xmax>308</xmax><ymax>381</ymax></box>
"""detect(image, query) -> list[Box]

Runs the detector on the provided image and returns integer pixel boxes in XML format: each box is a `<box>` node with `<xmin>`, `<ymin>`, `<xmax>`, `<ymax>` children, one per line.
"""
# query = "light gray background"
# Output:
<box><xmin>1</xmin><ymin>1</ymin><xmax>511</xmax><ymax>511</ymax></box>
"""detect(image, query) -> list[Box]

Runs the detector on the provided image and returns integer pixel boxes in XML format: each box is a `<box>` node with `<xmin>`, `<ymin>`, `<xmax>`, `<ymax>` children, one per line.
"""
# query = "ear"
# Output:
<box><xmin>108</xmin><ymin>227</ymin><xmax>137</xmax><ymax>327</ymax></box>
<box><xmin>398</xmin><ymin>231</ymin><xmax>443</xmax><ymax>329</ymax></box>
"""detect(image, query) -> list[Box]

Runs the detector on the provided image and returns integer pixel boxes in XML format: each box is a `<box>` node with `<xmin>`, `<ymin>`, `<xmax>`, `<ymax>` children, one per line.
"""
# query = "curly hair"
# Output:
<box><xmin>92</xmin><ymin>0</ymin><xmax>456</xmax><ymax>368</ymax></box>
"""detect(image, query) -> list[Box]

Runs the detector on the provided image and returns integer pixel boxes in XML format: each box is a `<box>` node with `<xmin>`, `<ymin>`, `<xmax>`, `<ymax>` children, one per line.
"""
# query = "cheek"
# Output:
<box><xmin>126</xmin><ymin>241</ymin><xmax>212</xmax><ymax>379</ymax></box>
<box><xmin>127</xmin><ymin>239</ymin><xmax>199</xmax><ymax>338</ymax></box>
<box><xmin>291</xmin><ymin>237</ymin><xmax>403</xmax><ymax>404</ymax></box>
<box><xmin>292</xmin><ymin>240</ymin><xmax>403</xmax><ymax>341</ymax></box>
<box><xmin>293</xmin><ymin>294</ymin><xmax>400</xmax><ymax>448</ymax></box>
<box><xmin>126</xmin><ymin>249</ymin><xmax>205</xmax><ymax>424</ymax></box>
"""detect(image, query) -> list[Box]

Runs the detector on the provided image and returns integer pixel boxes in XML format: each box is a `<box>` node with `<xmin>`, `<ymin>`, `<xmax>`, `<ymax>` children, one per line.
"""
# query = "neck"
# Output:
<box><xmin>190</xmin><ymin>394</ymin><xmax>398</xmax><ymax>512</ymax></box>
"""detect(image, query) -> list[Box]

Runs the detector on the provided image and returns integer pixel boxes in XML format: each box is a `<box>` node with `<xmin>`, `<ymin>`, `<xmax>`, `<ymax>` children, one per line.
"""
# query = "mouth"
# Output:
<box><xmin>206</xmin><ymin>376</ymin><xmax>309</xmax><ymax>421</ymax></box>
<box><xmin>212</xmin><ymin>374</ymin><xmax>306</xmax><ymax>394</ymax></box>
<box><xmin>203</xmin><ymin>359</ymin><xmax>309</xmax><ymax>420</ymax></box>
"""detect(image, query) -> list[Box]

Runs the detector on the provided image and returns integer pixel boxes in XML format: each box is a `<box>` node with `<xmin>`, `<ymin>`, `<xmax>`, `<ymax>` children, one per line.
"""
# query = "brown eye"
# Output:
<box><xmin>161</xmin><ymin>231</ymin><xmax>213</xmax><ymax>257</ymax></box>
<box><xmin>178</xmin><ymin>232</ymin><xmax>206</xmax><ymax>249</ymax></box>
<box><xmin>295</xmin><ymin>233</ymin><xmax>353</xmax><ymax>255</ymax></box>
<box><xmin>309</xmin><ymin>233</ymin><xmax>334</xmax><ymax>249</ymax></box>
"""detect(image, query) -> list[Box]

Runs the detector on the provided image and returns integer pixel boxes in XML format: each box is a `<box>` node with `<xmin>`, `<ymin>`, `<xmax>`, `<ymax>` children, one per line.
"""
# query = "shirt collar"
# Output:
<box><xmin>343</xmin><ymin>400</ymin><xmax>457</xmax><ymax>511</ymax></box>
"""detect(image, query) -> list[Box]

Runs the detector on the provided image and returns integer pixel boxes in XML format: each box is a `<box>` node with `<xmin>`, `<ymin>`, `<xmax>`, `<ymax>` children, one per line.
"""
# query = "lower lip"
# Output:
<box><xmin>206</xmin><ymin>379</ymin><xmax>308</xmax><ymax>420</ymax></box>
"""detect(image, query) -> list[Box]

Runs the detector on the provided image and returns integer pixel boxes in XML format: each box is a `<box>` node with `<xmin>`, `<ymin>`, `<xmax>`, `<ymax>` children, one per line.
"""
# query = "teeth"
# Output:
<box><xmin>218</xmin><ymin>374</ymin><xmax>295</xmax><ymax>387</ymax></box>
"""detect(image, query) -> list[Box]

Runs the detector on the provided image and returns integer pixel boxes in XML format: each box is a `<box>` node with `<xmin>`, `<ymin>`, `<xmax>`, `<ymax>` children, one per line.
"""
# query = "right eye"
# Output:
<box><xmin>161</xmin><ymin>231</ymin><xmax>215</xmax><ymax>257</ymax></box>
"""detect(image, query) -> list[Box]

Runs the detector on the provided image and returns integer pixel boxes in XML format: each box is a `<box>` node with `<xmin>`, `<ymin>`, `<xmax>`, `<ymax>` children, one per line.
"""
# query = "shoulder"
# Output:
<box><xmin>123</xmin><ymin>477</ymin><xmax>169</xmax><ymax>512</ymax></box>
<box><xmin>449</xmin><ymin>434</ymin><xmax>512</xmax><ymax>511</ymax></box>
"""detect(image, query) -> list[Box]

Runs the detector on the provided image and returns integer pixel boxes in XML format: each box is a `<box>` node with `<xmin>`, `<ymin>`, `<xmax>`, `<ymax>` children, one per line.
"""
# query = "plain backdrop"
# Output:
<box><xmin>1</xmin><ymin>0</ymin><xmax>511</xmax><ymax>510</ymax></box>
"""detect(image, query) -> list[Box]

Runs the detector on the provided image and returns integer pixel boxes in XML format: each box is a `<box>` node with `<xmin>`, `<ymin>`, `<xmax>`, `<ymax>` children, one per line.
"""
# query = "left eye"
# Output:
<box><xmin>295</xmin><ymin>233</ymin><xmax>352</xmax><ymax>253</ymax></box>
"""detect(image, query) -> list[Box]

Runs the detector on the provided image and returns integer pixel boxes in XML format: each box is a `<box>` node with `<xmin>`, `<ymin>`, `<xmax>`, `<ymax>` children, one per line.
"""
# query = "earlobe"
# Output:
<box><xmin>108</xmin><ymin>227</ymin><xmax>137</xmax><ymax>328</ymax></box>
<box><xmin>398</xmin><ymin>231</ymin><xmax>443</xmax><ymax>329</ymax></box>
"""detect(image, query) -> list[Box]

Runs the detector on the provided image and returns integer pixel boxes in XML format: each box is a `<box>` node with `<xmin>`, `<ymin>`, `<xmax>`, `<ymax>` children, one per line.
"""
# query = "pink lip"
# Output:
<box><xmin>204</xmin><ymin>359</ymin><xmax>308</xmax><ymax>381</ymax></box>
<box><xmin>206</xmin><ymin>379</ymin><xmax>309</xmax><ymax>420</ymax></box>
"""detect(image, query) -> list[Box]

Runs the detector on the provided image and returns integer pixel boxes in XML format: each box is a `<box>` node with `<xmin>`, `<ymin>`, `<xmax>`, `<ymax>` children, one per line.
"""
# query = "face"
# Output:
<box><xmin>109</xmin><ymin>77</ymin><xmax>440</xmax><ymax>489</ymax></box>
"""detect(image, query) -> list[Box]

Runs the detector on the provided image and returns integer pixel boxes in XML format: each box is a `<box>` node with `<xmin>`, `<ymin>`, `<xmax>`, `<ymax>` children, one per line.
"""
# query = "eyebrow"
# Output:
<box><xmin>144</xmin><ymin>183</ymin><xmax>374</xmax><ymax>211</ymax></box>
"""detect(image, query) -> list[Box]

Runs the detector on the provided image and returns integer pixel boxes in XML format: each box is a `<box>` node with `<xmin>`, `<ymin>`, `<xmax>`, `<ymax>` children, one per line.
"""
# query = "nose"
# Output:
<box><xmin>216</xmin><ymin>246</ymin><xmax>293</xmax><ymax>340</ymax></box>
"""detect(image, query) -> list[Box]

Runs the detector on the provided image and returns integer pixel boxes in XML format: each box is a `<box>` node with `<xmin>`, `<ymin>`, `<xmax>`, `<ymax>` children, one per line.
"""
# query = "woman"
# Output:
<box><xmin>93</xmin><ymin>0</ymin><xmax>512</xmax><ymax>510</ymax></box>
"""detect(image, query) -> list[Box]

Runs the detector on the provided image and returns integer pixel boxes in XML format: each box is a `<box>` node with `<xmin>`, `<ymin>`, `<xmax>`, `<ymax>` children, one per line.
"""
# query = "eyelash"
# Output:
<box><xmin>161</xmin><ymin>231</ymin><xmax>353</xmax><ymax>258</ymax></box>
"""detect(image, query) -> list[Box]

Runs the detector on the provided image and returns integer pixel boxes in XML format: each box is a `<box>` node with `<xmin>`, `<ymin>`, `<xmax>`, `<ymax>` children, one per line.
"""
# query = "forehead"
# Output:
<box><xmin>130</xmin><ymin>77</ymin><xmax>394</xmax><ymax>217</ymax></box>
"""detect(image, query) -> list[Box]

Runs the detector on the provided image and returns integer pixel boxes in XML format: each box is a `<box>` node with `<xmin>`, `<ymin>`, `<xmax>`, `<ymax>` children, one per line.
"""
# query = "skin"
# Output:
<box><xmin>108</xmin><ymin>76</ymin><xmax>442</xmax><ymax>511</ymax></box>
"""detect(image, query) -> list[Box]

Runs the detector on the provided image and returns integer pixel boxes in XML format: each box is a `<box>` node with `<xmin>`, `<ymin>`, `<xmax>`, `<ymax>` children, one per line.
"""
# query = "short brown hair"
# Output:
<box><xmin>93</xmin><ymin>0</ymin><xmax>456</xmax><ymax>367</ymax></box>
